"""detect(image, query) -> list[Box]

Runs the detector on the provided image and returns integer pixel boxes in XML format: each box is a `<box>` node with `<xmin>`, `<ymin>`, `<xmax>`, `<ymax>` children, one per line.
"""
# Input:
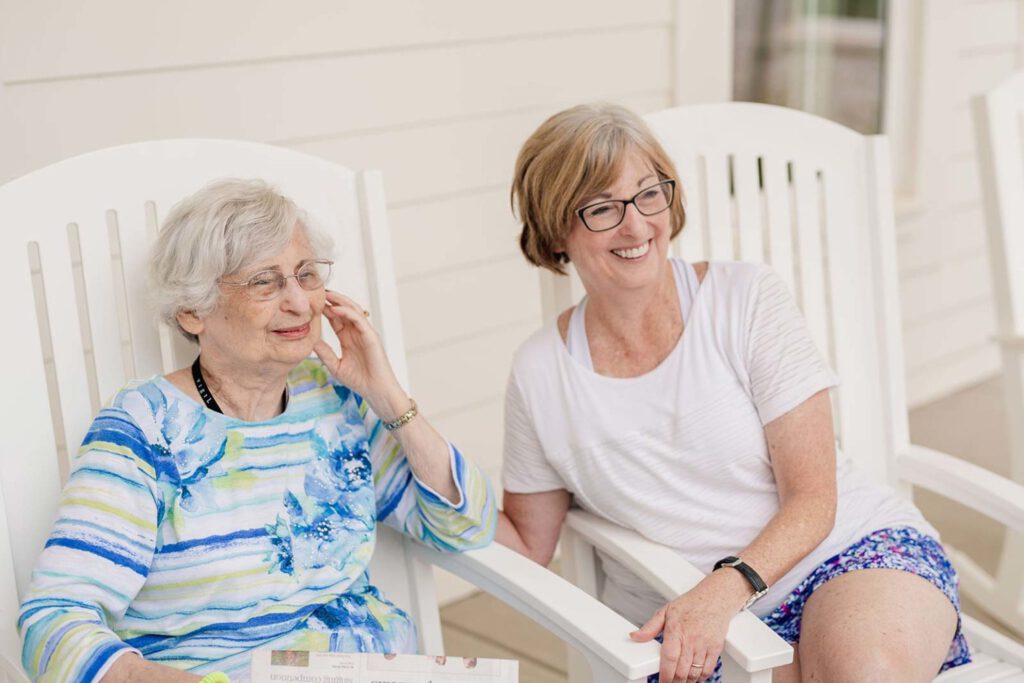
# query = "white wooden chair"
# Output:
<box><xmin>0</xmin><ymin>140</ymin><xmax>665</xmax><ymax>683</ymax></box>
<box><xmin>544</xmin><ymin>103</ymin><xmax>1024</xmax><ymax>682</ymax></box>
<box><xmin>973</xmin><ymin>71</ymin><xmax>1024</xmax><ymax>640</ymax></box>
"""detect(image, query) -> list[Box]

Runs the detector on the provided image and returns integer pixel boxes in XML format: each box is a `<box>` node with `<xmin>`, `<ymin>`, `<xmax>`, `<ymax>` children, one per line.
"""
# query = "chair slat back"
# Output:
<box><xmin>974</xmin><ymin>71</ymin><xmax>1024</xmax><ymax>340</ymax></box>
<box><xmin>645</xmin><ymin>103</ymin><xmax>908</xmax><ymax>487</ymax></box>
<box><xmin>0</xmin><ymin>140</ymin><xmax>436</xmax><ymax>666</ymax></box>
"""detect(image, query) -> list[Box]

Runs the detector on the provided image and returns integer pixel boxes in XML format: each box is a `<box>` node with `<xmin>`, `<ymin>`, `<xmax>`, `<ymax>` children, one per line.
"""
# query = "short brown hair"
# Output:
<box><xmin>511</xmin><ymin>103</ymin><xmax>685</xmax><ymax>274</ymax></box>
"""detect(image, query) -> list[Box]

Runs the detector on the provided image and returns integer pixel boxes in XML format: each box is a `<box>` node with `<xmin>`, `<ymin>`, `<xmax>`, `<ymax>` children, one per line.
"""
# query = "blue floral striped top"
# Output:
<box><xmin>18</xmin><ymin>359</ymin><xmax>496</xmax><ymax>682</ymax></box>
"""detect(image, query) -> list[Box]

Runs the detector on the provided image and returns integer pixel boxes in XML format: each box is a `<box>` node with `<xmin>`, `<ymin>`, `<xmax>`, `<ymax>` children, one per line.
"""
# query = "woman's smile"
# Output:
<box><xmin>611</xmin><ymin>238</ymin><xmax>652</xmax><ymax>261</ymax></box>
<box><xmin>272</xmin><ymin>321</ymin><xmax>311</xmax><ymax>339</ymax></box>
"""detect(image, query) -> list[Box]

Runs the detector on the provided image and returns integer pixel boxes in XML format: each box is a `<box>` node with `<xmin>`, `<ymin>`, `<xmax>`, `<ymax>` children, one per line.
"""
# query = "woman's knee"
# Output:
<box><xmin>805</xmin><ymin>646</ymin><xmax>934</xmax><ymax>683</ymax></box>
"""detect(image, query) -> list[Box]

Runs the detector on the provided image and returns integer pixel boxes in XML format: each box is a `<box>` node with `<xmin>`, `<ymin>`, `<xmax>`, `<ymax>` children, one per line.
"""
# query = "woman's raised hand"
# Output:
<box><xmin>314</xmin><ymin>290</ymin><xmax>401</xmax><ymax>404</ymax></box>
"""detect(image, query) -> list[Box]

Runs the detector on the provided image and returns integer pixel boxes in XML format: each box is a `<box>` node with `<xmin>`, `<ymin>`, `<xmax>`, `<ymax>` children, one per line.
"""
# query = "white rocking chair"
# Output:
<box><xmin>544</xmin><ymin>103</ymin><xmax>1024</xmax><ymax>682</ymax></box>
<box><xmin>973</xmin><ymin>70</ymin><xmax>1024</xmax><ymax>640</ymax></box>
<box><xmin>0</xmin><ymin>140</ymin><xmax>663</xmax><ymax>683</ymax></box>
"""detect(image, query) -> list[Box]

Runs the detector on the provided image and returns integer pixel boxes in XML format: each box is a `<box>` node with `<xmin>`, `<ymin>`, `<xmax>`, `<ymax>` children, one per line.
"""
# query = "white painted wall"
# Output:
<box><xmin>0</xmin><ymin>0</ymin><xmax>734</xmax><ymax>603</ymax></box>
<box><xmin>887</xmin><ymin>0</ymin><xmax>1023</xmax><ymax>406</ymax></box>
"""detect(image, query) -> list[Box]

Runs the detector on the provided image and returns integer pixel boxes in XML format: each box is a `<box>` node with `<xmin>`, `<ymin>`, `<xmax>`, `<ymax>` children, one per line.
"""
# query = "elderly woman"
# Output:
<box><xmin>18</xmin><ymin>179</ymin><xmax>496</xmax><ymax>683</ymax></box>
<box><xmin>495</xmin><ymin>104</ymin><xmax>968</xmax><ymax>683</ymax></box>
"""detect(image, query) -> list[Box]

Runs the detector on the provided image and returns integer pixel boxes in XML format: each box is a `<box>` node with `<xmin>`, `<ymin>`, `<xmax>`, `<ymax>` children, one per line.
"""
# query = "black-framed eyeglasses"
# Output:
<box><xmin>576</xmin><ymin>179</ymin><xmax>676</xmax><ymax>232</ymax></box>
<box><xmin>219</xmin><ymin>259</ymin><xmax>333</xmax><ymax>301</ymax></box>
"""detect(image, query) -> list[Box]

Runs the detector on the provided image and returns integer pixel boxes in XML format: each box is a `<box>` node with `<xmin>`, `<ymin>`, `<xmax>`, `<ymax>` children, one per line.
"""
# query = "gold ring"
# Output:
<box><xmin>690</xmin><ymin>664</ymin><xmax>703</xmax><ymax>670</ymax></box>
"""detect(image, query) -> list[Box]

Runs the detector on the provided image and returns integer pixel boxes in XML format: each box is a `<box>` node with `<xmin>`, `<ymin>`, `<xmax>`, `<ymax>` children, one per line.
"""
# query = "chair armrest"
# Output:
<box><xmin>899</xmin><ymin>444</ymin><xmax>1024</xmax><ymax>534</ymax></box>
<box><xmin>408</xmin><ymin>540</ymin><xmax>661</xmax><ymax>681</ymax></box>
<box><xmin>564</xmin><ymin>510</ymin><xmax>793</xmax><ymax>672</ymax></box>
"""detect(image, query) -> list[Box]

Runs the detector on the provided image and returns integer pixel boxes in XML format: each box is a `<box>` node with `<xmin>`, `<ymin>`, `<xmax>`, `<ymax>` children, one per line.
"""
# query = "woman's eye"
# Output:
<box><xmin>587</xmin><ymin>205</ymin><xmax>613</xmax><ymax>217</ymax></box>
<box><xmin>251</xmin><ymin>276</ymin><xmax>276</xmax><ymax>287</ymax></box>
<box><xmin>640</xmin><ymin>189</ymin><xmax>660</xmax><ymax>201</ymax></box>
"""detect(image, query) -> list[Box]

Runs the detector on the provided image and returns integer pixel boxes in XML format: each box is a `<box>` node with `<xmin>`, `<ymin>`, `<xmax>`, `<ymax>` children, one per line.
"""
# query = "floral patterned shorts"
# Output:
<box><xmin>648</xmin><ymin>526</ymin><xmax>970</xmax><ymax>683</ymax></box>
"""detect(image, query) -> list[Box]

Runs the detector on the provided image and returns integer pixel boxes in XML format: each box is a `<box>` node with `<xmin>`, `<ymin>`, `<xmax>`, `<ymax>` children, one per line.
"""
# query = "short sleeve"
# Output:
<box><xmin>744</xmin><ymin>268</ymin><xmax>839</xmax><ymax>425</ymax></box>
<box><xmin>501</xmin><ymin>372</ymin><xmax>566</xmax><ymax>494</ymax></box>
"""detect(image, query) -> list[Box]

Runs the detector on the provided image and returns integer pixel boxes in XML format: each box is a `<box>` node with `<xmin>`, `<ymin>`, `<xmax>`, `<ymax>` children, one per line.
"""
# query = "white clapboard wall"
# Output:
<box><xmin>0</xmin><ymin>0</ymin><xmax>732</xmax><ymax>604</ymax></box>
<box><xmin>888</xmin><ymin>0</ymin><xmax>1024</xmax><ymax>406</ymax></box>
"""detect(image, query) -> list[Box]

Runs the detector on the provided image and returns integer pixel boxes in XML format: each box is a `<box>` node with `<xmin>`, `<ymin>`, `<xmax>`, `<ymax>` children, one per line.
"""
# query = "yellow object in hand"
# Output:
<box><xmin>198</xmin><ymin>673</ymin><xmax>230</xmax><ymax>683</ymax></box>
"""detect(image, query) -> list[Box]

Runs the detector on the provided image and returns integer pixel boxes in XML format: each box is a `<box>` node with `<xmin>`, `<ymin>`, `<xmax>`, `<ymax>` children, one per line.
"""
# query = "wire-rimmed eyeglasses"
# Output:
<box><xmin>219</xmin><ymin>259</ymin><xmax>333</xmax><ymax>301</ymax></box>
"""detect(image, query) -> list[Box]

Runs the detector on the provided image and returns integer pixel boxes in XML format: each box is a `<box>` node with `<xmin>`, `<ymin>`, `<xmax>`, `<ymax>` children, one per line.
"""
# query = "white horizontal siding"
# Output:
<box><xmin>892</xmin><ymin>0</ymin><xmax>1019</xmax><ymax>406</ymax></box>
<box><xmin>957</xmin><ymin>0</ymin><xmax>1020</xmax><ymax>52</ymax></box>
<box><xmin>900</xmin><ymin>251</ymin><xmax>993</xmax><ymax>326</ymax></box>
<box><xmin>0</xmin><ymin>1</ymin><xmax>672</xmax><ymax>83</ymax></box>
<box><xmin>0</xmin><ymin>27</ymin><xmax>673</xmax><ymax>184</ymax></box>
<box><xmin>0</xmin><ymin>1</ymin><xmax>686</xmax><ymax>605</ymax></box>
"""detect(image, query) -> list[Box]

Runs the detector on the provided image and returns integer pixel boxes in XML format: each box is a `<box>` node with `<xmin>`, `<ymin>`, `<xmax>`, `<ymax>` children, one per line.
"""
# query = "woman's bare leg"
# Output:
<box><xmin>796</xmin><ymin>568</ymin><xmax>957</xmax><ymax>682</ymax></box>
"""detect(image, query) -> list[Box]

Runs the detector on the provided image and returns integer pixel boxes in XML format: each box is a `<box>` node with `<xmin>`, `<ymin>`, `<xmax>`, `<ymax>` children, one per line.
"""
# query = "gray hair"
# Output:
<box><xmin>149</xmin><ymin>178</ymin><xmax>334</xmax><ymax>343</ymax></box>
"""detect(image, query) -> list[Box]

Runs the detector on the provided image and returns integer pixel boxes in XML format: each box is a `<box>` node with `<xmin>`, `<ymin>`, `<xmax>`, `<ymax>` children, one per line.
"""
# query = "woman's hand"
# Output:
<box><xmin>314</xmin><ymin>291</ymin><xmax>403</xmax><ymax>406</ymax></box>
<box><xmin>630</xmin><ymin>571</ymin><xmax>749</xmax><ymax>682</ymax></box>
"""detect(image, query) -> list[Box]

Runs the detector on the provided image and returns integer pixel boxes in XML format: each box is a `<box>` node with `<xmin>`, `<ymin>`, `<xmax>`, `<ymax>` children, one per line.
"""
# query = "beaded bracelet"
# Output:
<box><xmin>382</xmin><ymin>398</ymin><xmax>418</xmax><ymax>431</ymax></box>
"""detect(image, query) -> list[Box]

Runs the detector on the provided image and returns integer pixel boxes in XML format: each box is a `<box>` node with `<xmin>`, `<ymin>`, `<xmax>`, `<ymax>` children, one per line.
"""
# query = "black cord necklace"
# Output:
<box><xmin>191</xmin><ymin>356</ymin><xmax>224</xmax><ymax>414</ymax></box>
<box><xmin>191</xmin><ymin>356</ymin><xmax>289</xmax><ymax>416</ymax></box>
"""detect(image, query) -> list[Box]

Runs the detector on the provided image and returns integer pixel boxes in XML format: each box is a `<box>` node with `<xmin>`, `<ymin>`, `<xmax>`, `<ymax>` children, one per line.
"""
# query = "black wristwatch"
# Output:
<box><xmin>713</xmin><ymin>556</ymin><xmax>769</xmax><ymax>609</ymax></box>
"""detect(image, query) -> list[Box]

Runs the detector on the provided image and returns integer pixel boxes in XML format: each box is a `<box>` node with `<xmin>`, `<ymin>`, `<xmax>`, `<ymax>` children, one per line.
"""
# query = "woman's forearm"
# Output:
<box><xmin>496</xmin><ymin>511</ymin><xmax>530</xmax><ymax>555</ymax></box>
<box><xmin>704</xmin><ymin>491</ymin><xmax>836</xmax><ymax>605</ymax></box>
<box><xmin>369</xmin><ymin>389</ymin><xmax>460</xmax><ymax>503</ymax></box>
<box><xmin>101</xmin><ymin>654</ymin><xmax>202</xmax><ymax>683</ymax></box>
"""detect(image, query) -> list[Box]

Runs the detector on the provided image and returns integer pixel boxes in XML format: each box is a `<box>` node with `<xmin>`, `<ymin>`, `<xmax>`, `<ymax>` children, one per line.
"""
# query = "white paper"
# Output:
<box><xmin>250</xmin><ymin>650</ymin><xmax>518</xmax><ymax>683</ymax></box>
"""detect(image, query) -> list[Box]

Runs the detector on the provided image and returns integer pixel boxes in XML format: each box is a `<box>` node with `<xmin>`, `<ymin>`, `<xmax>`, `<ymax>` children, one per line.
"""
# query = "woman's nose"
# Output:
<box><xmin>279</xmin><ymin>277</ymin><xmax>313</xmax><ymax>313</ymax></box>
<box><xmin>618</xmin><ymin>202</ymin><xmax>645</xmax><ymax>234</ymax></box>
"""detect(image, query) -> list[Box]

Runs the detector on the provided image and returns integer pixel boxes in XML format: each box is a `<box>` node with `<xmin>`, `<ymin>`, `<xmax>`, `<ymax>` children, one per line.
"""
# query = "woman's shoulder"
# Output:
<box><xmin>699</xmin><ymin>260</ymin><xmax>783</xmax><ymax>309</ymax></box>
<box><xmin>703</xmin><ymin>260</ymin><xmax>775</xmax><ymax>288</ymax></box>
<box><xmin>510</xmin><ymin>318</ymin><xmax>564</xmax><ymax>379</ymax></box>
<box><xmin>105</xmin><ymin>375</ymin><xmax>178</xmax><ymax>416</ymax></box>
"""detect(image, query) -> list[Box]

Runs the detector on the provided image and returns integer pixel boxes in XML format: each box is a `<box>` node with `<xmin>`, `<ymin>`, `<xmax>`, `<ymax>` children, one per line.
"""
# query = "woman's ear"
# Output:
<box><xmin>176</xmin><ymin>310</ymin><xmax>204</xmax><ymax>337</ymax></box>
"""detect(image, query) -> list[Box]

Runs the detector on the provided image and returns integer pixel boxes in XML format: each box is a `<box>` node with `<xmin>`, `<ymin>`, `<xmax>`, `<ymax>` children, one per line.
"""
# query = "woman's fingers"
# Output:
<box><xmin>686</xmin><ymin>648</ymin><xmax>707</xmax><ymax>681</ymax></box>
<box><xmin>313</xmin><ymin>340</ymin><xmax>340</xmax><ymax>371</ymax></box>
<box><xmin>659</xmin><ymin>627</ymin><xmax>682</xmax><ymax>682</ymax></box>
<box><xmin>630</xmin><ymin>607</ymin><xmax>665</xmax><ymax>642</ymax></box>
<box><xmin>325</xmin><ymin>290</ymin><xmax>370</xmax><ymax>318</ymax></box>
<box><xmin>697</xmin><ymin>649</ymin><xmax>718</xmax><ymax>682</ymax></box>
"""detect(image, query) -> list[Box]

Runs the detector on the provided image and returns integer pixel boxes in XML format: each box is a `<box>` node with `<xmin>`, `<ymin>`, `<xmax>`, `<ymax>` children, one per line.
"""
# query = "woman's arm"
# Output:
<box><xmin>18</xmin><ymin>404</ymin><xmax>165</xmax><ymax>683</ymax></box>
<box><xmin>315</xmin><ymin>291</ymin><xmax>458</xmax><ymax>500</ymax></box>
<box><xmin>314</xmin><ymin>293</ymin><xmax>496</xmax><ymax>550</ymax></box>
<box><xmin>497</xmin><ymin>489</ymin><xmax>572</xmax><ymax>566</ymax></box>
<box><xmin>632</xmin><ymin>389</ymin><xmax>837</xmax><ymax>681</ymax></box>
<box><xmin>720</xmin><ymin>388</ymin><xmax>837</xmax><ymax>588</ymax></box>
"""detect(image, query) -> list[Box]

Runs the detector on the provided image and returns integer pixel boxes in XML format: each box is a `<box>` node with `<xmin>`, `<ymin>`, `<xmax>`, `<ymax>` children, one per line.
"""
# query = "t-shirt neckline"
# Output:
<box><xmin>555</xmin><ymin>259</ymin><xmax>711</xmax><ymax>383</ymax></box>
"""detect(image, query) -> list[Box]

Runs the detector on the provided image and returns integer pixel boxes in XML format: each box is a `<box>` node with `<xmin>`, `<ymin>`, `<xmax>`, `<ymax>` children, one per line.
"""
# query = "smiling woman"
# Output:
<box><xmin>497</xmin><ymin>103</ymin><xmax>969</xmax><ymax>683</ymax></box>
<box><xmin>17</xmin><ymin>179</ymin><xmax>496</xmax><ymax>683</ymax></box>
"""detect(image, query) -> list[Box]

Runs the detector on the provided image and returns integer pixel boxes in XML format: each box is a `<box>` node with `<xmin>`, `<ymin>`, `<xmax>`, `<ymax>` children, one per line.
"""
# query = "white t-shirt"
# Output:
<box><xmin>502</xmin><ymin>260</ymin><xmax>936</xmax><ymax>624</ymax></box>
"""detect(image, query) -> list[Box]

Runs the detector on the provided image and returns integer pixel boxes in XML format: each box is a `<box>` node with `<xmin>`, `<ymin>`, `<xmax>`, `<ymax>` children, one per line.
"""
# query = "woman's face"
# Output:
<box><xmin>184</xmin><ymin>226</ymin><xmax>326</xmax><ymax>372</ymax></box>
<box><xmin>561</xmin><ymin>151</ymin><xmax>672</xmax><ymax>299</ymax></box>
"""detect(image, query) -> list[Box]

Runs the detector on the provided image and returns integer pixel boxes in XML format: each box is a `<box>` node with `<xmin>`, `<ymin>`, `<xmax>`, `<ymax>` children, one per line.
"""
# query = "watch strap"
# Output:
<box><xmin>713</xmin><ymin>555</ymin><xmax>769</xmax><ymax>607</ymax></box>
